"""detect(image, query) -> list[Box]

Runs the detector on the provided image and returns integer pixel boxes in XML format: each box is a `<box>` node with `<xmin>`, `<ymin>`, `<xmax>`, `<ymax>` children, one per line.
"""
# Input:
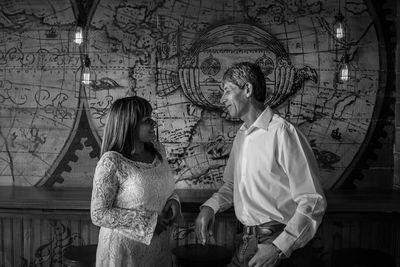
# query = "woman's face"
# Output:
<box><xmin>135</xmin><ymin>116</ymin><xmax>157</xmax><ymax>142</ymax></box>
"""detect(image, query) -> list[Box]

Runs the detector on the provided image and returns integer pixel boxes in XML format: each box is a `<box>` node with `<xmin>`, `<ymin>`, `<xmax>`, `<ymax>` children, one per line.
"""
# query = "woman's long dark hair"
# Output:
<box><xmin>101</xmin><ymin>96</ymin><xmax>162</xmax><ymax>161</ymax></box>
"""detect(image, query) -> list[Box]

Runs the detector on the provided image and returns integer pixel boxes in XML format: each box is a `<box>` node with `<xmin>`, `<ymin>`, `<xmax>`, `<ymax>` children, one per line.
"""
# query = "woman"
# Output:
<box><xmin>91</xmin><ymin>96</ymin><xmax>180</xmax><ymax>267</ymax></box>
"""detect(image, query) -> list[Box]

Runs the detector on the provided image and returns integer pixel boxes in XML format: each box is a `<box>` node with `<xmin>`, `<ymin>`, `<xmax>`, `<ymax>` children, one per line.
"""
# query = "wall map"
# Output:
<box><xmin>0</xmin><ymin>0</ymin><xmax>383</xmax><ymax>189</ymax></box>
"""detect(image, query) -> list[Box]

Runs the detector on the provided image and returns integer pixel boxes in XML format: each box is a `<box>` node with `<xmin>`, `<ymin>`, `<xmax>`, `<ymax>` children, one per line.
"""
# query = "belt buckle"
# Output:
<box><xmin>244</xmin><ymin>226</ymin><xmax>256</xmax><ymax>236</ymax></box>
<box><xmin>257</xmin><ymin>226</ymin><xmax>272</xmax><ymax>235</ymax></box>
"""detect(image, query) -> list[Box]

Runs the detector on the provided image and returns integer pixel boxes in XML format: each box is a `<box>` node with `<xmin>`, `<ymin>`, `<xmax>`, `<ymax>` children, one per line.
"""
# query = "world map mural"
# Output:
<box><xmin>0</xmin><ymin>0</ymin><xmax>383</xmax><ymax>189</ymax></box>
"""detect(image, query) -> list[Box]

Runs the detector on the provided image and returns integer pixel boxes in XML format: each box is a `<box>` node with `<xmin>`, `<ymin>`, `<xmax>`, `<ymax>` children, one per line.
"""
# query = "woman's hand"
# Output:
<box><xmin>155</xmin><ymin>214</ymin><xmax>169</xmax><ymax>236</ymax></box>
<box><xmin>162</xmin><ymin>199</ymin><xmax>181</xmax><ymax>225</ymax></box>
<box><xmin>155</xmin><ymin>199</ymin><xmax>181</xmax><ymax>236</ymax></box>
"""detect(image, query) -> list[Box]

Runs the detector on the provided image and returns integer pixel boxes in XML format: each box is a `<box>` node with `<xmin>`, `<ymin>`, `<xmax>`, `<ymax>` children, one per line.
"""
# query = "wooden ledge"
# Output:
<box><xmin>0</xmin><ymin>186</ymin><xmax>399</xmax><ymax>213</ymax></box>
<box><xmin>177</xmin><ymin>188</ymin><xmax>400</xmax><ymax>213</ymax></box>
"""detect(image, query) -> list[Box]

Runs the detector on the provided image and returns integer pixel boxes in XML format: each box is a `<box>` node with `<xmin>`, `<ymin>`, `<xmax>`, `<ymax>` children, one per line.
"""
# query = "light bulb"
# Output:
<box><xmin>82</xmin><ymin>68</ymin><xmax>91</xmax><ymax>85</ymax></box>
<box><xmin>335</xmin><ymin>22</ymin><xmax>344</xmax><ymax>39</ymax></box>
<box><xmin>338</xmin><ymin>53</ymin><xmax>350</xmax><ymax>82</ymax></box>
<box><xmin>339</xmin><ymin>63</ymin><xmax>349</xmax><ymax>82</ymax></box>
<box><xmin>333</xmin><ymin>12</ymin><xmax>345</xmax><ymax>40</ymax></box>
<box><xmin>74</xmin><ymin>26</ymin><xmax>83</xmax><ymax>45</ymax></box>
<box><xmin>82</xmin><ymin>55</ymin><xmax>93</xmax><ymax>85</ymax></box>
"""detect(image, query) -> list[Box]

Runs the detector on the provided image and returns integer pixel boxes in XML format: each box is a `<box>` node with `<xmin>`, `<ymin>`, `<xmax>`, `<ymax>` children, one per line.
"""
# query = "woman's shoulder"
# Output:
<box><xmin>97</xmin><ymin>151</ymin><xmax>124</xmax><ymax>168</ymax></box>
<box><xmin>101</xmin><ymin>150</ymin><xmax>123</xmax><ymax>159</ymax></box>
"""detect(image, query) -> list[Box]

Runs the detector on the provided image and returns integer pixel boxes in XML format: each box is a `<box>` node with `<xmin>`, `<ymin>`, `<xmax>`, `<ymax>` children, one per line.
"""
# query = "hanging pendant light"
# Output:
<box><xmin>338</xmin><ymin>53</ymin><xmax>350</xmax><ymax>82</ymax></box>
<box><xmin>74</xmin><ymin>8</ymin><xmax>85</xmax><ymax>45</ymax></box>
<box><xmin>333</xmin><ymin>11</ymin><xmax>345</xmax><ymax>40</ymax></box>
<box><xmin>82</xmin><ymin>54</ymin><xmax>96</xmax><ymax>85</ymax></box>
<box><xmin>332</xmin><ymin>0</ymin><xmax>350</xmax><ymax>85</ymax></box>
<box><xmin>74</xmin><ymin>26</ymin><xmax>83</xmax><ymax>45</ymax></box>
<box><xmin>74</xmin><ymin>55</ymin><xmax>96</xmax><ymax>98</ymax></box>
<box><xmin>73</xmin><ymin>3</ymin><xmax>97</xmax><ymax>98</ymax></box>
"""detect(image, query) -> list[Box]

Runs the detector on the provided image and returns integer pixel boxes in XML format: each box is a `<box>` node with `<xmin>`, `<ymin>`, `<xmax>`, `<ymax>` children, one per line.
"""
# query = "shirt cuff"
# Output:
<box><xmin>144</xmin><ymin>212</ymin><xmax>158</xmax><ymax>245</ymax></box>
<box><xmin>201</xmin><ymin>198</ymin><xmax>220</xmax><ymax>215</ymax></box>
<box><xmin>272</xmin><ymin>230</ymin><xmax>297</xmax><ymax>258</ymax></box>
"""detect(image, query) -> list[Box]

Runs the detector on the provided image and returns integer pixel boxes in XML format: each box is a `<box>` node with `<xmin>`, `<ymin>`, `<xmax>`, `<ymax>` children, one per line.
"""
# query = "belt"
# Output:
<box><xmin>243</xmin><ymin>222</ymin><xmax>284</xmax><ymax>236</ymax></box>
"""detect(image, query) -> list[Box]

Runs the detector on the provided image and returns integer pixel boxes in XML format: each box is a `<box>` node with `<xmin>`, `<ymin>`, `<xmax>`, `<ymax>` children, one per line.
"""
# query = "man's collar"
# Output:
<box><xmin>239</xmin><ymin>106</ymin><xmax>274</xmax><ymax>132</ymax></box>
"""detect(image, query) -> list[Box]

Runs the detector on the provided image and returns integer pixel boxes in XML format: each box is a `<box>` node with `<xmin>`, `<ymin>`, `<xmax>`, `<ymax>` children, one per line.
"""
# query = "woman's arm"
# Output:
<box><xmin>90</xmin><ymin>154</ymin><xmax>158</xmax><ymax>245</ymax></box>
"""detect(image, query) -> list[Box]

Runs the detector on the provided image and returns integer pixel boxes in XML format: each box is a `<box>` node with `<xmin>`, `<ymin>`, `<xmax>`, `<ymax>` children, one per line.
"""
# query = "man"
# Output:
<box><xmin>195</xmin><ymin>62</ymin><xmax>327</xmax><ymax>267</ymax></box>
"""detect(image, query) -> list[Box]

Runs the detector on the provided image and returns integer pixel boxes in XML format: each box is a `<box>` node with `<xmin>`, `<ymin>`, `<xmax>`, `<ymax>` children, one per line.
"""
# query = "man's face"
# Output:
<box><xmin>220</xmin><ymin>81</ymin><xmax>249</xmax><ymax>119</ymax></box>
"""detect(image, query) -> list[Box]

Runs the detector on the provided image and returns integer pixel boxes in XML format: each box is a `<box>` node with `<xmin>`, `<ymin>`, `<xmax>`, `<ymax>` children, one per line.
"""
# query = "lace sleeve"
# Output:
<box><xmin>90</xmin><ymin>153</ymin><xmax>157</xmax><ymax>245</ymax></box>
<box><xmin>168</xmin><ymin>192</ymin><xmax>180</xmax><ymax>203</ymax></box>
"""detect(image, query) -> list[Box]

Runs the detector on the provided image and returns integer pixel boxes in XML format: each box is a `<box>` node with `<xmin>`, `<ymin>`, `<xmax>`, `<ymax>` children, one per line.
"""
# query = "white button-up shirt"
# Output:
<box><xmin>203</xmin><ymin>107</ymin><xmax>327</xmax><ymax>257</ymax></box>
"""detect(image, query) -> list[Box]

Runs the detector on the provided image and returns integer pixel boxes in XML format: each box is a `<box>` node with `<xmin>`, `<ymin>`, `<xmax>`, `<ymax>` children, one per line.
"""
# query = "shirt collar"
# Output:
<box><xmin>239</xmin><ymin>106</ymin><xmax>274</xmax><ymax>132</ymax></box>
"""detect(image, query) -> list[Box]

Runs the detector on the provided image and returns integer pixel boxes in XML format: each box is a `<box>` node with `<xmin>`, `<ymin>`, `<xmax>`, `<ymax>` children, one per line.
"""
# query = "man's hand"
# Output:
<box><xmin>194</xmin><ymin>206</ymin><xmax>215</xmax><ymax>245</ymax></box>
<box><xmin>162</xmin><ymin>199</ymin><xmax>181</xmax><ymax>225</ymax></box>
<box><xmin>248</xmin><ymin>243</ymin><xmax>281</xmax><ymax>267</ymax></box>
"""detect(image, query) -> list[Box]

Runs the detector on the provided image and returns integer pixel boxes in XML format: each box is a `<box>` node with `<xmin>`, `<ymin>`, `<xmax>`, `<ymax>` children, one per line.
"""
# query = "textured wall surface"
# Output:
<box><xmin>0</xmin><ymin>0</ymin><xmax>393</xmax><ymax>189</ymax></box>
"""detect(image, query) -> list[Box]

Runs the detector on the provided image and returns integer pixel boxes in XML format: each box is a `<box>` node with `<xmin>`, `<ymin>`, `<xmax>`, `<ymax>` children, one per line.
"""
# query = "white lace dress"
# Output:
<box><xmin>90</xmin><ymin>143</ymin><xmax>178</xmax><ymax>267</ymax></box>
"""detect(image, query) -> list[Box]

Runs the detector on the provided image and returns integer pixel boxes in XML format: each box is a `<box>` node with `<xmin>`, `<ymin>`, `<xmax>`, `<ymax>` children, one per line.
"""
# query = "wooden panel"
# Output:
<box><xmin>2</xmin><ymin>218</ymin><xmax>12</xmax><ymax>267</ymax></box>
<box><xmin>0</xmin><ymin>211</ymin><xmax>399</xmax><ymax>267</ymax></box>
<box><xmin>395</xmin><ymin>0</ymin><xmax>400</xmax><ymax>191</ymax></box>
<box><xmin>0</xmin><ymin>210</ymin><xmax>98</xmax><ymax>267</ymax></box>
<box><xmin>169</xmin><ymin>212</ymin><xmax>238</xmax><ymax>254</ymax></box>
<box><xmin>1</xmin><ymin>189</ymin><xmax>400</xmax><ymax>267</ymax></box>
<box><xmin>13</xmin><ymin>218</ymin><xmax>22</xmax><ymax>266</ymax></box>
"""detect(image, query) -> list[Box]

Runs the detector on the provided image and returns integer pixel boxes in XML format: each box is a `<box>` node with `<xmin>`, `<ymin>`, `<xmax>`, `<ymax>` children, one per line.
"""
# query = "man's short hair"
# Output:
<box><xmin>222</xmin><ymin>62</ymin><xmax>266</xmax><ymax>103</ymax></box>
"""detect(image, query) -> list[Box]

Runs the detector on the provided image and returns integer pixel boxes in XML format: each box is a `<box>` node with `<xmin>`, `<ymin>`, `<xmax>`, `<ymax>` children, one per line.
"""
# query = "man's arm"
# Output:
<box><xmin>273</xmin><ymin>124</ymin><xmax>327</xmax><ymax>257</ymax></box>
<box><xmin>201</xmin><ymin>144</ymin><xmax>236</xmax><ymax>213</ymax></box>
<box><xmin>195</xmin><ymin>139</ymin><xmax>237</xmax><ymax>244</ymax></box>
